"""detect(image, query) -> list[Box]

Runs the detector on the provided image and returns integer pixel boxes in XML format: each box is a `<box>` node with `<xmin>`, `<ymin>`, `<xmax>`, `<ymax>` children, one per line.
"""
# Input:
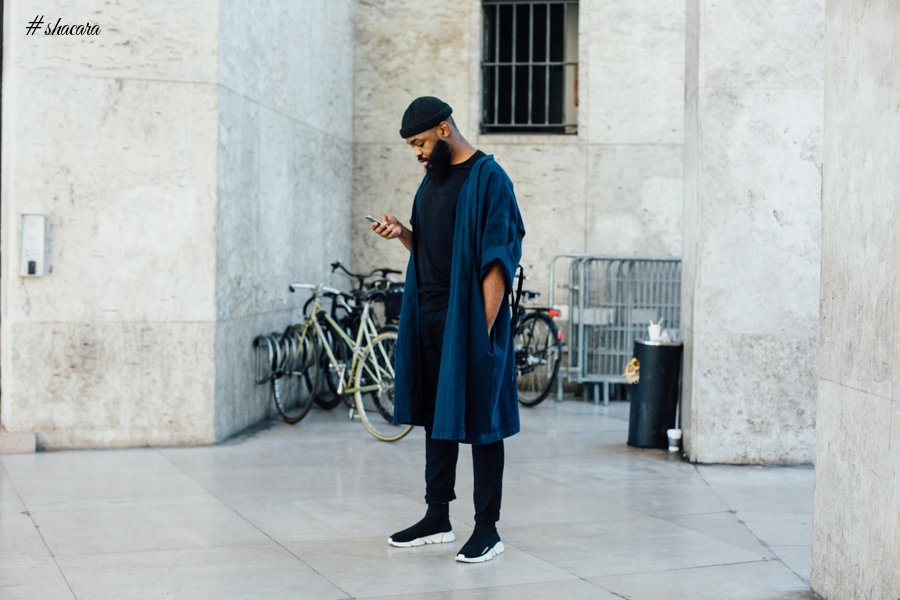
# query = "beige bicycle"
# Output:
<box><xmin>282</xmin><ymin>283</ymin><xmax>412</xmax><ymax>442</ymax></box>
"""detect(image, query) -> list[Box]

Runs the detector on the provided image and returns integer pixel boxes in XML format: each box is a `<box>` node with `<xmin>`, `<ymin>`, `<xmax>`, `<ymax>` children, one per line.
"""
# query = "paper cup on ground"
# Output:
<box><xmin>667</xmin><ymin>428</ymin><xmax>682</xmax><ymax>452</ymax></box>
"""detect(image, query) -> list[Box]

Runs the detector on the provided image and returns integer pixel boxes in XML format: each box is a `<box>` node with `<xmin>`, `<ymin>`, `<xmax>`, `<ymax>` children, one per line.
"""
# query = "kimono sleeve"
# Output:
<box><xmin>479</xmin><ymin>165</ymin><xmax>525</xmax><ymax>290</ymax></box>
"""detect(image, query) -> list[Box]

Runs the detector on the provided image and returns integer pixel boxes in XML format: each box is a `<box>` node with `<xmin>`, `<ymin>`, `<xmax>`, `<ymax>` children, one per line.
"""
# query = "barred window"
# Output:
<box><xmin>481</xmin><ymin>0</ymin><xmax>579</xmax><ymax>134</ymax></box>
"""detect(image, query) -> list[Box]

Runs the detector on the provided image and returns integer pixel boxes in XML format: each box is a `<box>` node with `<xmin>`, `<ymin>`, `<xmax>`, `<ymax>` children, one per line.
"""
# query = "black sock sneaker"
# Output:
<box><xmin>388</xmin><ymin>507</ymin><xmax>454</xmax><ymax>548</ymax></box>
<box><xmin>455</xmin><ymin>525</ymin><xmax>504</xmax><ymax>563</ymax></box>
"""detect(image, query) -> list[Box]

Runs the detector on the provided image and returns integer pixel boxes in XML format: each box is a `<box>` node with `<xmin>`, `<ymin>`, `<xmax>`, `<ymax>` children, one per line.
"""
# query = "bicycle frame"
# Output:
<box><xmin>292</xmin><ymin>285</ymin><xmax>389</xmax><ymax>396</ymax></box>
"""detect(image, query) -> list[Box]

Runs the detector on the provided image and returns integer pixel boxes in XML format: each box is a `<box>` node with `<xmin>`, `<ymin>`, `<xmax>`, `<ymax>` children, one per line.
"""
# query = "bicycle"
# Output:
<box><xmin>286</xmin><ymin>282</ymin><xmax>412</xmax><ymax>442</ymax></box>
<box><xmin>328</xmin><ymin>261</ymin><xmax>403</xmax><ymax>328</ymax></box>
<box><xmin>251</xmin><ymin>288</ymin><xmax>388</xmax><ymax>424</ymax></box>
<box><xmin>514</xmin><ymin>290</ymin><xmax>563</xmax><ymax>407</ymax></box>
<box><xmin>309</xmin><ymin>263</ymin><xmax>403</xmax><ymax>410</ymax></box>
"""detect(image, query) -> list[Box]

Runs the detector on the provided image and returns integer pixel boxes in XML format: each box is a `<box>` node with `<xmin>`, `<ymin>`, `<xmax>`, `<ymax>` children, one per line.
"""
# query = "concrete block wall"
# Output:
<box><xmin>812</xmin><ymin>0</ymin><xmax>900</xmax><ymax>597</ymax></box>
<box><xmin>681</xmin><ymin>0</ymin><xmax>823</xmax><ymax>463</ymax></box>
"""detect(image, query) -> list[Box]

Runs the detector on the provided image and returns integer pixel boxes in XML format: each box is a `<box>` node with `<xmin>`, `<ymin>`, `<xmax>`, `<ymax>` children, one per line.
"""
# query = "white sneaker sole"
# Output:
<box><xmin>455</xmin><ymin>540</ymin><xmax>505</xmax><ymax>563</ymax></box>
<box><xmin>388</xmin><ymin>531</ymin><xmax>456</xmax><ymax>548</ymax></box>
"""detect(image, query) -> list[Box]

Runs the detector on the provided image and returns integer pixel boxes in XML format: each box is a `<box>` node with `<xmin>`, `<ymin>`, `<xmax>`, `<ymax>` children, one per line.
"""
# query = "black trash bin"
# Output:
<box><xmin>627</xmin><ymin>339</ymin><xmax>683</xmax><ymax>449</ymax></box>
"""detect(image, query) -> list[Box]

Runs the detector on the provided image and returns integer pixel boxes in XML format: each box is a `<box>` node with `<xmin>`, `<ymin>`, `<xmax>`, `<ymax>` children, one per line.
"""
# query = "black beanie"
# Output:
<box><xmin>399</xmin><ymin>96</ymin><xmax>453</xmax><ymax>138</ymax></box>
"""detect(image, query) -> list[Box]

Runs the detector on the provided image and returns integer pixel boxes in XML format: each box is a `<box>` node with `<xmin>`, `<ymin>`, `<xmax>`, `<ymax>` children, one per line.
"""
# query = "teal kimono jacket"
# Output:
<box><xmin>393</xmin><ymin>155</ymin><xmax>526</xmax><ymax>444</ymax></box>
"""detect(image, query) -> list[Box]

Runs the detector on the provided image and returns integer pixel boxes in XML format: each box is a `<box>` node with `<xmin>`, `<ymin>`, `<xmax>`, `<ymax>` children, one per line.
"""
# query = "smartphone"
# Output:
<box><xmin>364</xmin><ymin>215</ymin><xmax>382</xmax><ymax>226</ymax></box>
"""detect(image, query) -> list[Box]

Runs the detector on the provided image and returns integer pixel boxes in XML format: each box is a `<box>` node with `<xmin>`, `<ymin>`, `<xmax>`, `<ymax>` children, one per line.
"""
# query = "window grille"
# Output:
<box><xmin>481</xmin><ymin>0</ymin><xmax>579</xmax><ymax>134</ymax></box>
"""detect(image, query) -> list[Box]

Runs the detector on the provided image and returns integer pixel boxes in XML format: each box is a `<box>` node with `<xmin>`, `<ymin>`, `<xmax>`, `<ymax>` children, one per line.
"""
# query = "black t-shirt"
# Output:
<box><xmin>414</xmin><ymin>150</ymin><xmax>486</xmax><ymax>311</ymax></box>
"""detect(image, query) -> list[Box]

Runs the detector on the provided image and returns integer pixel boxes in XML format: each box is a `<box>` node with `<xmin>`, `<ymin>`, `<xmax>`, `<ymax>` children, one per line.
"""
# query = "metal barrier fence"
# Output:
<box><xmin>549</xmin><ymin>254</ymin><xmax>681</xmax><ymax>404</ymax></box>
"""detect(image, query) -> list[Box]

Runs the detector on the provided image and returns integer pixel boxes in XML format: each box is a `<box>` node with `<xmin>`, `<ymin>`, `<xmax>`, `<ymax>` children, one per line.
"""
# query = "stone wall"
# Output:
<box><xmin>0</xmin><ymin>0</ymin><xmax>354</xmax><ymax>448</ymax></box>
<box><xmin>351</xmin><ymin>1</ymin><xmax>822</xmax><ymax>465</ymax></box>
<box><xmin>681</xmin><ymin>0</ymin><xmax>823</xmax><ymax>463</ymax></box>
<box><xmin>350</xmin><ymin>0</ymin><xmax>685</xmax><ymax>301</ymax></box>
<box><xmin>1</xmin><ymin>0</ymin><xmax>221</xmax><ymax>448</ymax></box>
<box><xmin>213</xmin><ymin>1</ymin><xmax>355</xmax><ymax>440</ymax></box>
<box><xmin>811</xmin><ymin>0</ymin><xmax>900</xmax><ymax>597</ymax></box>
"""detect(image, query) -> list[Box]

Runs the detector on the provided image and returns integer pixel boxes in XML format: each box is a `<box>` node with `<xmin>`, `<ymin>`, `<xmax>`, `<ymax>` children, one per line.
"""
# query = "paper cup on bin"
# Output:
<box><xmin>667</xmin><ymin>428</ymin><xmax>682</xmax><ymax>452</ymax></box>
<box><xmin>648</xmin><ymin>319</ymin><xmax>663</xmax><ymax>341</ymax></box>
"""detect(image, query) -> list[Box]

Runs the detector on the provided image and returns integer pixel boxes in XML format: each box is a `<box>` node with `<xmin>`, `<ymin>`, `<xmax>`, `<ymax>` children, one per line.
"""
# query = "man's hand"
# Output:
<box><xmin>371</xmin><ymin>213</ymin><xmax>412</xmax><ymax>250</ymax></box>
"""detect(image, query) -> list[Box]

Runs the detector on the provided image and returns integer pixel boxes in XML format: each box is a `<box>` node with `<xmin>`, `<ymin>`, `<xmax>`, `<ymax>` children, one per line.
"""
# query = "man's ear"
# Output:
<box><xmin>437</xmin><ymin>121</ymin><xmax>451</xmax><ymax>138</ymax></box>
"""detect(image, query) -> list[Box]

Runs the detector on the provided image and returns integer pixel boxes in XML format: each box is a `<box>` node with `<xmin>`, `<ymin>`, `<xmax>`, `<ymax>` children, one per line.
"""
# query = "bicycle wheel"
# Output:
<box><xmin>353</xmin><ymin>331</ymin><xmax>412</xmax><ymax>442</ymax></box>
<box><xmin>272</xmin><ymin>324</ymin><xmax>318</xmax><ymax>423</ymax></box>
<box><xmin>515</xmin><ymin>312</ymin><xmax>561</xmax><ymax>407</ymax></box>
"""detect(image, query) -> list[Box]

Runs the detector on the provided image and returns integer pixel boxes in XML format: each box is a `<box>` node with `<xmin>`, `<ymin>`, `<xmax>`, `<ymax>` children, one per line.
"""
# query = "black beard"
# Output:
<box><xmin>426</xmin><ymin>139</ymin><xmax>453</xmax><ymax>184</ymax></box>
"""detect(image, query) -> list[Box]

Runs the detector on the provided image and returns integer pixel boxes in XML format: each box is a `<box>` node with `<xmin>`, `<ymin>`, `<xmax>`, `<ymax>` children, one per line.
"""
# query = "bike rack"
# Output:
<box><xmin>549</xmin><ymin>253</ymin><xmax>681</xmax><ymax>405</ymax></box>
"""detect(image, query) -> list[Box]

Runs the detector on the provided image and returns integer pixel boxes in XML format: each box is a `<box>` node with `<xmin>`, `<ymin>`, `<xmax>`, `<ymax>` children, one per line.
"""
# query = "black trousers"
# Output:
<box><xmin>420</xmin><ymin>307</ymin><xmax>504</xmax><ymax>527</ymax></box>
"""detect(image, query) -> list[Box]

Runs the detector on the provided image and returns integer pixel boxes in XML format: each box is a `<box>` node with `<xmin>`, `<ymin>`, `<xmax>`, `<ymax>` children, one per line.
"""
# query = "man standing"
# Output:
<box><xmin>371</xmin><ymin>96</ymin><xmax>525</xmax><ymax>563</ymax></box>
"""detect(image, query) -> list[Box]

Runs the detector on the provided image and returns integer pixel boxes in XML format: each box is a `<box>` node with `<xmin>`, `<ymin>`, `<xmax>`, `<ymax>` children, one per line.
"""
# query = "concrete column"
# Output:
<box><xmin>812</xmin><ymin>1</ymin><xmax>900</xmax><ymax>597</ymax></box>
<box><xmin>1</xmin><ymin>0</ymin><xmax>354</xmax><ymax>448</ymax></box>
<box><xmin>213</xmin><ymin>1</ymin><xmax>354</xmax><ymax>440</ymax></box>
<box><xmin>682</xmin><ymin>0</ymin><xmax>824</xmax><ymax>463</ymax></box>
<box><xmin>1</xmin><ymin>1</ymin><xmax>221</xmax><ymax>448</ymax></box>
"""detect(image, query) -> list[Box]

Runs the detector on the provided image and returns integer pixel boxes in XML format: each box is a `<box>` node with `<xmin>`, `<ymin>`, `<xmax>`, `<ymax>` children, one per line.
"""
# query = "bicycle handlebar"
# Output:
<box><xmin>288</xmin><ymin>283</ymin><xmax>342</xmax><ymax>296</ymax></box>
<box><xmin>330</xmin><ymin>261</ymin><xmax>402</xmax><ymax>288</ymax></box>
<box><xmin>289</xmin><ymin>282</ymin><xmax>386</xmax><ymax>309</ymax></box>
